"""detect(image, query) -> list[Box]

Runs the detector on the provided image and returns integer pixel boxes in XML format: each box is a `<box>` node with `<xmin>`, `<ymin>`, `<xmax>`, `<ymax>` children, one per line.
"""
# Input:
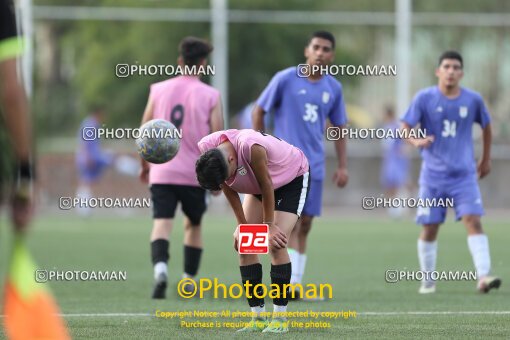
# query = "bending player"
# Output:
<box><xmin>252</xmin><ymin>31</ymin><xmax>348</xmax><ymax>290</ymax></box>
<box><xmin>402</xmin><ymin>51</ymin><xmax>501</xmax><ymax>294</ymax></box>
<box><xmin>139</xmin><ymin>37</ymin><xmax>224</xmax><ymax>299</ymax></box>
<box><xmin>195</xmin><ymin>129</ymin><xmax>309</xmax><ymax>333</ymax></box>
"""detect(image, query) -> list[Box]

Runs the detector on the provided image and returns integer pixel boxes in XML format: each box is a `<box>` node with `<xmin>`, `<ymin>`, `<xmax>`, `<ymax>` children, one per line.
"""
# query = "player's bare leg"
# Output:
<box><xmin>288</xmin><ymin>219</ymin><xmax>300</xmax><ymax>250</ymax></box>
<box><xmin>150</xmin><ymin>219</ymin><xmax>173</xmax><ymax>299</ymax></box>
<box><xmin>418</xmin><ymin>224</ymin><xmax>440</xmax><ymax>294</ymax></box>
<box><xmin>272</xmin><ymin>211</ymin><xmax>299</xmax><ymax>263</ymax></box>
<box><xmin>239</xmin><ymin>194</ymin><xmax>263</xmax><ymax>266</ymax></box>
<box><xmin>288</xmin><ymin>219</ymin><xmax>300</xmax><ymax>280</ymax></box>
<box><xmin>297</xmin><ymin>216</ymin><xmax>313</xmax><ymax>272</ymax></box>
<box><xmin>262</xmin><ymin>211</ymin><xmax>299</xmax><ymax>333</ymax></box>
<box><xmin>289</xmin><ymin>215</ymin><xmax>312</xmax><ymax>291</ymax></box>
<box><xmin>287</xmin><ymin>219</ymin><xmax>300</xmax><ymax>287</ymax></box>
<box><xmin>462</xmin><ymin>215</ymin><xmax>501</xmax><ymax>293</ymax></box>
<box><xmin>297</xmin><ymin>215</ymin><xmax>313</xmax><ymax>253</ymax></box>
<box><xmin>183</xmin><ymin>217</ymin><xmax>202</xmax><ymax>248</ymax></box>
<box><xmin>237</xmin><ymin>194</ymin><xmax>266</xmax><ymax>332</ymax></box>
<box><xmin>420</xmin><ymin>223</ymin><xmax>440</xmax><ymax>241</ymax></box>
<box><xmin>151</xmin><ymin>218</ymin><xmax>174</xmax><ymax>240</ymax></box>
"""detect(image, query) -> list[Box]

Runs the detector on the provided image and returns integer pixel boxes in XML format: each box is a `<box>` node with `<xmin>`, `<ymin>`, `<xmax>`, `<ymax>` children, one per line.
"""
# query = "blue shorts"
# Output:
<box><xmin>77</xmin><ymin>157</ymin><xmax>112</xmax><ymax>183</ymax></box>
<box><xmin>381</xmin><ymin>160</ymin><xmax>409</xmax><ymax>189</ymax></box>
<box><xmin>416</xmin><ymin>175</ymin><xmax>484</xmax><ymax>225</ymax></box>
<box><xmin>381</xmin><ymin>168</ymin><xmax>408</xmax><ymax>189</ymax></box>
<box><xmin>302</xmin><ymin>179</ymin><xmax>323</xmax><ymax>217</ymax></box>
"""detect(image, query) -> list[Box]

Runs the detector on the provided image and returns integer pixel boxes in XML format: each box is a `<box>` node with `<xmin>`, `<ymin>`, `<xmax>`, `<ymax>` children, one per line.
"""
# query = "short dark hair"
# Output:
<box><xmin>195</xmin><ymin>148</ymin><xmax>228</xmax><ymax>191</ymax></box>
<box><xmin>438</xmin><ymin>50</ymin><xmax>463</xmax><ymax>68</ymax></box>
<box><xmin>179</xmin><ymin>36</ymin><xmax>213</xmax><ymax>66</ymax></box>
<box><xmin>308</xmin><ymin>31</ymin><xmax>335</xmax><ymax>49</ymax></box>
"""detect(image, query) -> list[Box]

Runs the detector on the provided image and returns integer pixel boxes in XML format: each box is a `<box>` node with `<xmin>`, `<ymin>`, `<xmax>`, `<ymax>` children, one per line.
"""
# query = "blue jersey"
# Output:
<box><xmin>76</xmin><ymin>116</ymin><xmax>112</xmax><ymax>170</ymax></box>
<box><xmin>77</xmin><ymin>117</ymin><xmax>102</xmax><ymax>162</ymax></box>
<box><xmin>381</xmin><ymin>121</ymin><xmax>410</xmax><ymax>188</ymax></box>
<box><xmin>257</xmin><ymin>66</ymin><xmax>347</xmax><ymax>180</ymax></box>
<box><xmin>382</xmin><ymin>121</ymin><xmax>406</xmax><ymax>161</ymax></box>
<box><xmin>402</xmin><ymin>86</ymin><xmax>490</xmax><ymax>185</ymax></box>
<box><xmin>381</xmin><ymin>122</ymin><xmax>409</xmax><ymax>171</ymax></box>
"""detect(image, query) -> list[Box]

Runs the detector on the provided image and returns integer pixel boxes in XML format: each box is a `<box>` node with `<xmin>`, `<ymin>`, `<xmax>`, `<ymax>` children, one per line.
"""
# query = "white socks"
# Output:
<box><xmin>251</xmin><ymin>305</ymin><xmax>265</xmax><ymax>318</ymax></box>
<box><xmin>154</xmin><ymin>262</ymin><xmax>167</xmax><ymax>280</ymax></box>
<box><xmin>76</xmin><ymin>185</ymin><xmax>92</xmax><ymax>217</ymax></box>
<box><xmin>299</xmin><ymin>254</ymin><xmax>307</xmax><ymax>284</ymax></box>
<box><xmin>418</xmin><ymin>234</ymin><xmax>491</xmax><ymax>285</ymax></box>
<box><xmin>417</xmin><ymin>239</ymin><xmax>437</xmax><ymax>286</ymax></box>
<box><xmin>182</xmin><ymin>272</ymin><xmax>194</xmax><ymax>279</ymax></box>
<box><xmin>153</xmin><ymin>266</ymin><xmax>198</xmax><ymax>281</ymax></box>
<box><xmin>289</xmin><ymin>249</ymin><xmax>299</xmax><ymax>283</ymax></box>
<box><xmin>251</xmin><ymin>306</ymin><xmax>286</xmax><ymax>319</ymax></box>
<box><xmin>289</xmin><ymin>249</ymin><xmax>307</xmax><ymax>285</ymax></box>
<box><xmin>468</xmin><ymin>234</ymin><xmax>491</xmax><ymax>278</ymax></box>
<box><xmin>273</xmin><ymin>304</ymin><xmax>287</xmax><ymax>314</ymax></box>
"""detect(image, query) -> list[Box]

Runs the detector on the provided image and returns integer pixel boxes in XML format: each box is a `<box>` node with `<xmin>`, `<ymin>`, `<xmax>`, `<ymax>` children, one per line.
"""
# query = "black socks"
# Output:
<box><xmin>184</xmin><ymin>245</ymin><xmax>203</xmax><ymax>276</ymax></box>
<box><xmin>270</xmin><ymin>263</ymin><xmax>292</xmax><ymax>306</ymax></box>
<box><xmin>240</xmin><ymin>263</ymin><xmax>265</xmax><ymax>307</ymax></box>
<box><xmin>151</xmin><ymin>239</ymin><xmax>169</xmax><ymax>265</ymax></box>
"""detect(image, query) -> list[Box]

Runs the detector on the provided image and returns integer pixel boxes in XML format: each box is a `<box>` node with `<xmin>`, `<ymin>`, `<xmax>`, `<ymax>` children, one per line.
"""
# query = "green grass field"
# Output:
<box><xmin>1</xmin><ymin>212</ymin><xmax>509</xmax><ymax>339</ymax></box>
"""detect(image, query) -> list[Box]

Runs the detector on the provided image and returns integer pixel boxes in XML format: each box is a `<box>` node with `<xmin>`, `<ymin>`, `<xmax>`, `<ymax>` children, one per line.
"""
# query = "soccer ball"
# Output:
<box><xmin>136</xmin><ymin>119</ymin><xmax>180</xmax><ymax>164</ymax></box>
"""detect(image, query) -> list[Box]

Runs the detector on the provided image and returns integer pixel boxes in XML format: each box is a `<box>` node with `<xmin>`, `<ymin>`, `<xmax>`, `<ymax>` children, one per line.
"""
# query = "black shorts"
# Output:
<box><xmin>150</xmin><ymin>184</ymin><xmax>207</xmax><ymax>225</ymax></box>
<box><xmin>254</xmin><ymin>171</ymin><xmax>310</xmax><ymax>217</ymax></box>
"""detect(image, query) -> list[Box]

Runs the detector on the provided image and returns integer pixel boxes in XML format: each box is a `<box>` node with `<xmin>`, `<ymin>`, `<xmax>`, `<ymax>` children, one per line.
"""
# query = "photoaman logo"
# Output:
<box><xmin>238</xmin><ymin>224</ymin><xmax>269</xmax><ymax>254</ymax></box>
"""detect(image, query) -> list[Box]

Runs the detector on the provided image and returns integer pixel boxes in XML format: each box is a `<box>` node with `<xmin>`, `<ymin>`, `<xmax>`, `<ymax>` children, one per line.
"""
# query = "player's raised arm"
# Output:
<box><xmin>478</xmin><ymin>123</ymin><xmax>492</xmax><ymax>179</ymax></box>
<box><xmin>251</xmin><ymin>104</ymin><xmax>266</xmax><ymax>131</ymax></box>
